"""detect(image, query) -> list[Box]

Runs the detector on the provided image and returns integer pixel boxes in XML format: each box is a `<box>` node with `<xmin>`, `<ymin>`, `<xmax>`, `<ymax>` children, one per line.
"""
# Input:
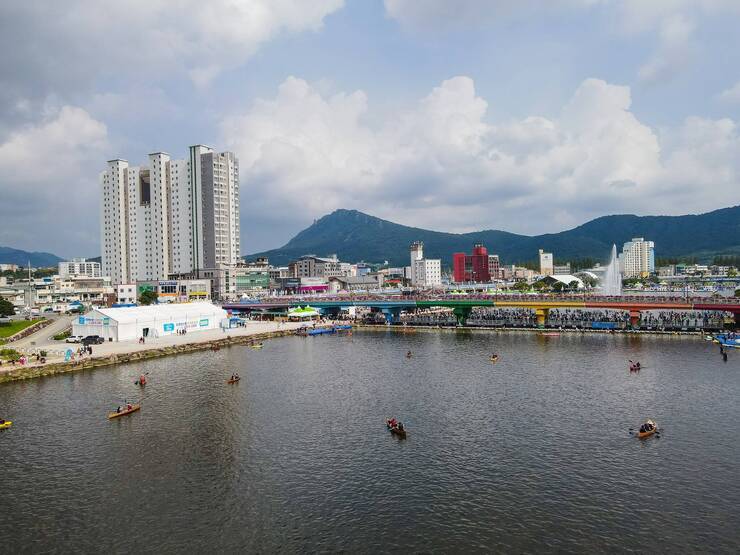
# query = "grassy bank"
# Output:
<box><xmin>0</xmin><ymin>319</ymin><xmax>43</xmax><ymax>341</ymax></box>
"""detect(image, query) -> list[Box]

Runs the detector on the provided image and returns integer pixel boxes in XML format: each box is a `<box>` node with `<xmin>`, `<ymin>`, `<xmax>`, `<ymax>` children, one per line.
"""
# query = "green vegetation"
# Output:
<box><xmin>53</xmin><ymin>329</ymin><xmax>72</xmax><ymax>341</ymax></box>
<box><xmin>0</xmin><ymin>298</ymin><xmax>14</xmax><ymax>317</ymax></box>
<box><xmin>0</xmin><ymin>267</ymin><xmax>57</xmax><ymax>280</ymax></box>
<box><xmin>248</xmin><ymin>205</ymin><xmax>740</xmax><ymax>267</ymax></box>
<box><xmin>0</xmin><ymin>347</ymin><xmax>21</xmax><ymax>360</ymax></box>
<box><xmin>138</xmin><ymin>289</ymin><xmax>158</xmax><ymax>305</ymax></box>
<box><xmin>0</xmin><ymin>318</ymin><xmax>42</xmax><ymax>339</ymax></box>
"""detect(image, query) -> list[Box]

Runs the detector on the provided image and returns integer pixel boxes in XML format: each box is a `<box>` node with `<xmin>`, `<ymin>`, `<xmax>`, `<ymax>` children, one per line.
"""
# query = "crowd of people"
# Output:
<box><xmin>380</xmin><ymin>307</ymin><xmax>730</xmax><ymax>330</ymax></box>
<box><xmin>639</xmin><ymin>310</ymin><xmax>728</xmax><ymax>330</ymax></box>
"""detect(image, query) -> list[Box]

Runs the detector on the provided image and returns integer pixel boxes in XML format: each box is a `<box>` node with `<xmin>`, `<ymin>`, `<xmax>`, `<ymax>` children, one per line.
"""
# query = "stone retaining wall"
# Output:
<box><xmin>3</xmin><ymin>319</ymin><xmax>52</xmax><ymax>343</ymax></box>
<box><xmin>0</xmin><ymin>328</ymin><xmax>297</xmax><ymax>384</ymax></box>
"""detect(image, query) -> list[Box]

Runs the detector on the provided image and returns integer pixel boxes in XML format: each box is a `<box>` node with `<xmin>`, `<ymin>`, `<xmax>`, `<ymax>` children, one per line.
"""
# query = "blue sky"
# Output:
<box><xmin>1</xmin><ymin>0</ymin><xmax>739</xmax><ymax>257</ymax></box>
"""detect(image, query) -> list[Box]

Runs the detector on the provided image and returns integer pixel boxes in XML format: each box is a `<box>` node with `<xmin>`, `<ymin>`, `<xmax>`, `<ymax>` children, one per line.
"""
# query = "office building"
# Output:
<box><xmin>409</xmin><ymin>242</ymin><xmax>442</xmax><ymax>287</ymax></box>
<box><xmin>100</xmin><ymin>146</ymin><xmax>240</xmax><ymax>285</ymax></box>
<box><xmin>453</xmin><ymin>244</ymin><xmax>491</xmax><ymax>283</ymax></box>
<box><xmin>539</xmin><ymin>249</ymin><xmax>554</xmax><ymax>276</ymax></box>
<box><xmin>488</xmin><ymin>255</ymin><xmax>500</xmax><ymax>280</ymax></box>
<box><xmin>618</xmin><ymin>238</ymin><xmax>655</xmax><ymax>277</ymax></box>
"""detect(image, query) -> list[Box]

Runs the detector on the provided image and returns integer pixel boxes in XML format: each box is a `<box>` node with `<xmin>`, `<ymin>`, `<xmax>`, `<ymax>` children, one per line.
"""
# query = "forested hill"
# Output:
<box><xmin>247</xmin><ymin>206</ymin><xmax>740</xmax><ymax>268</ymax></box>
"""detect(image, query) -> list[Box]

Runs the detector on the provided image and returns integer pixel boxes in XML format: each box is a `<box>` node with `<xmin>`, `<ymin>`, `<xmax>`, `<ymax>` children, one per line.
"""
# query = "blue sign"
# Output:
<box><xmin>163</xmin><ymin>323</ymin><xmax>175</xmax><ymax>332</ymax></box>
<box><xmin>591</xmin><ymin>322</ymin><xmax>617</xmax><ymax>330</ymax></box>
<box><xmin>78</xmin><ymin>316</ymin><xmax>85</xmax><ymax>325</ymax></box>
<box><xmin>199</xmin><ymin>319</ymin><xmax>209</xmax><ymax>327</ymax></box>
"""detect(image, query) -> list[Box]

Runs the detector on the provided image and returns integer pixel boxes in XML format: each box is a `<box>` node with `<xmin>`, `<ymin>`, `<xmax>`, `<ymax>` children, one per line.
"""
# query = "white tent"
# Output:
<box><xmin>72</xmin><ymin>303</ymin><xmax>228</xmax><ymax>342</ymax></box>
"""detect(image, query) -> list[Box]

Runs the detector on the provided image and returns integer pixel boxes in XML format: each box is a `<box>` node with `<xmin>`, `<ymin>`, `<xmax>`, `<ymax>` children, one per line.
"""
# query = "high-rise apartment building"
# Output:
<box><xmin>100</xmin><ymin>146</ymin><xmax>241</xmax><ymax>284</ymax></box>
<box><xmin>618</xmin><ymin>237</ymin><xmax>655</xmax><ymax>277</ymax></box>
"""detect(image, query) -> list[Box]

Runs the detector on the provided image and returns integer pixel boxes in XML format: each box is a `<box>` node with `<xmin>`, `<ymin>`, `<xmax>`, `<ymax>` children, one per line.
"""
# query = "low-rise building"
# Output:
<box><xmin>58</xmin><ymin>258</ymin><xmax>101</xmax><ymax>278</ymax></box>
<box><xmin>137</xmin><ymin>279</ymin><xmax>211</xmax><ymax>303</ymax></box>
<box><xmin>328</xmin><ymin>275</ymin><xmax>384</xmax><ymax>294</ymax></box>
<box><xmin>553</xmin><ymin>263</ymin><xmax>571</xmax><ymax>275</ymax></box>
<box><xmin>73</xmin><ymin>303</ymin><xmax>228</xmax><ymax>341</ymax></box>
<box><xmin>116</xmin><ymin>283</ymin><xmax>137</xmax><ymax>305</ymax></box>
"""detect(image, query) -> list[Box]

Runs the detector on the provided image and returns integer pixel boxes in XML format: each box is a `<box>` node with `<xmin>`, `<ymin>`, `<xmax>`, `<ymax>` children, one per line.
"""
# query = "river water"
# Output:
<box><xmin>1</xmin><ymin>330</ymin><xmax>739</xmax><ymax>553</ymax></box>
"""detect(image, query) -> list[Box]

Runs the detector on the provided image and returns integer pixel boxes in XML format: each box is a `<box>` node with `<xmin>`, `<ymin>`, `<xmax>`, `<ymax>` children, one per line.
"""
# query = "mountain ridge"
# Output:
<box><xmin>0</xmin><ymin>246</ymin><xmax>64</xmax><ymax>268</ymax></box>
<box><xmin>247</xmin><ymin>206</ymin><xmax>740</xmax><ymax>267</ymax></box>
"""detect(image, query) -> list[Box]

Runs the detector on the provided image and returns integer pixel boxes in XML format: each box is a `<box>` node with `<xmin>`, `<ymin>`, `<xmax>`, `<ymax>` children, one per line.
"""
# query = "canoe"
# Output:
<box><xmin>250</xmin><ymin>344</ymin><xmax>264</xmax><ymax>349</ymax></box>
<box><xmin>386</xmin><ymin>420</ymin><xmax>407</xmax><ymax>439</ymax></box>
<box><xmin>107</xmin><ymin>404</ymin><xmax>141</xmax><ymax>419</ymax></box>
<box><xmin>227</xmin><ymin>377</ymin><xmax>241</xmax><ymax>384</ymax></box>
<box><xmin>637</xmin><ymin>420</ymin><xmax>658</xmax><ymax>439</ymax></box>
<box><xmin>0</xmin><ymin>420</ymin><xmax>12</xmax><ymax>430</ymax></box>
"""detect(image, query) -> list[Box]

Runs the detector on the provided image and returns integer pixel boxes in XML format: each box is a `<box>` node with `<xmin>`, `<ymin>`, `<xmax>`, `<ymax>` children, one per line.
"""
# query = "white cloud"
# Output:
<box><xmin>717</xmin><ymin>81</ymin><xmax>740</xmax><ymax>103</ymax></box>
<box><xmin>384</xmin><ymin>0</ymin><xmax>601</xmax><ymax>30</ymax></box>
<box><xmin>223</xmin><ymin>75</ymin><xmax>740</xmax><ymax>245</ymax></box>
<box><xmin>637</xmin><ymin>14</ymin><xmax>695</xmax><ymax>84</ymax></box>
<box><xmin>0</xmin><ymin>0</ymin><xmax>344</xmax><ymax>130</ymax></box>
<box><xmin>0</xmin><ymin>106</ymin><xmax>109</xmax><ymax>254</ymax></box>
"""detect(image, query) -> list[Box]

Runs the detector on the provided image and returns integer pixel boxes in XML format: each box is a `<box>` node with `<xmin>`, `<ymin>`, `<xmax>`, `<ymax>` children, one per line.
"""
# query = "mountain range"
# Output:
<box><xmin>0</xmin><ymin>246</ymin><xmax>63</xmax><ymax>268</ymax></box>
<box><xmin>247</xmin><ymin>205</ymin><xmax>740</xmax><ymax>267</ymax></box>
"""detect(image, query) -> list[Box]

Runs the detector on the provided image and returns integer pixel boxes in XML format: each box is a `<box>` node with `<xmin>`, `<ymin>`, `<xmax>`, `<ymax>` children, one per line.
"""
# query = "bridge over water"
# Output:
<box><xmin>223</xmin><ymin>295</ymin><xmax>740</xmax><ymax>327</ymax></box>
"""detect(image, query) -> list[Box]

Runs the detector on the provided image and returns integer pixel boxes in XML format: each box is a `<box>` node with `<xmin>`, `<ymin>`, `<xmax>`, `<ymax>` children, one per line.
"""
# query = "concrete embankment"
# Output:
<box><xmin>0</xmin><ymin>328</ymin><xmax>297</xmax><ymax>384</ymax></box>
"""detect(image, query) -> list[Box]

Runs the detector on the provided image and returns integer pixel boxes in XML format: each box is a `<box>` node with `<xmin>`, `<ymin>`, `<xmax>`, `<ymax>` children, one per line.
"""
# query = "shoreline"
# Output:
<box><xmin>0</xmin><ymin>321</ymin><xmax>715</xmax><ymax>384</ymax></box>
<box><xmin>0</xmin><ymin>326</ymin><xmax>301</xmax><ymax>384</ymax></box>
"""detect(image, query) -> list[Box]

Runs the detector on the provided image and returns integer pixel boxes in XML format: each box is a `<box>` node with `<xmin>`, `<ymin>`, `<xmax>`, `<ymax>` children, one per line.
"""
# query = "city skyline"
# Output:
<box><xmin>2</xmin><ymin>1</ymin><xmax>740</xmax><ymax>258</ymax></box>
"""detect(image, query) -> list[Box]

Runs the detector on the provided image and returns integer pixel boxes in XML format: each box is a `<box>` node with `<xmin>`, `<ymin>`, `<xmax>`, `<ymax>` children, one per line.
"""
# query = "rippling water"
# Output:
<box><xmin>1</xmin><ymin>330</ymin><xmax>739</xmax><ymax>553</ymax></box>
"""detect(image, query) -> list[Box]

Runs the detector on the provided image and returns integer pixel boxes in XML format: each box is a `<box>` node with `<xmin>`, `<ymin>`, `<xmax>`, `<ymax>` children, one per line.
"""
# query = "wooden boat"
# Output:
<box><xmin>637</xmin><ymin>420</ymin><xmax>657</xmax><ymax>439</ymax></box>
<box><xmin>107</xmin><ymin>404</ymin><xmax>141</xmax><ymax>420</ymax></box>
<box><xmin>0</xmin><ymin>420</ymin><xmax>12</xmax><ymax>430</ymax></box>
<box><xmin>490</xmin><ymin>355</ymin><xmax>499</xmax><ymax>362</ymax></box>
<box><xmin>386</xmin><ymin>419</ymin><xmax>407</xmax><ymax>439</ymax></box>
<box><xmin>227</xmin><ymin>377</ymin><xmax>241</xmax><ymax>384</ymax></box>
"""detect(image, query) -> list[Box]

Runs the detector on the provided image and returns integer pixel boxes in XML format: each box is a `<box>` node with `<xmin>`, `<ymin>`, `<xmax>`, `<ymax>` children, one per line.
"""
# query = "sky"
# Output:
<box><xmin>1</xmin><ymin>0</ymin><xmax>740</xmax><ymax>258</ymax></box>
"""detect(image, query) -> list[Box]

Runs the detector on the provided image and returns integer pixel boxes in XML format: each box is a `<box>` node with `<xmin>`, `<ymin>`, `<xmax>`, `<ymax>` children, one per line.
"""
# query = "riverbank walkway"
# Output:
<box><xmin>0</xmin><ymin>320</ymin><xmax>305</xmax><ymax>376</ymax></box>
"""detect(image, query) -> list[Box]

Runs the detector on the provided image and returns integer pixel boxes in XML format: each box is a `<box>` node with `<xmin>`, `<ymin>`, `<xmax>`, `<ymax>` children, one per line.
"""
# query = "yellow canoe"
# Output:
<box><xmin>107</xmin><ymin>404</ymin><xmax>141</xmax><ymax>419</ymax></box>
<box><xmin>0</xmin><ymin>420</ymin><xmax>12</xmax><ymax>430</ymax></box>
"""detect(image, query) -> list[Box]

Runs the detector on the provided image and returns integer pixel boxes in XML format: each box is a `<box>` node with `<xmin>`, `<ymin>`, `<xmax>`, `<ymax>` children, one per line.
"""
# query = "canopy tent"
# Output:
<box><xmin>72</xmin><ymin>303</ymin><xmax>228</xmax><ymax>341</ymax></box>
<box><xmin>288</xmin><ymin>306</ymin><xmax>320</xmax><ymax>319</ymax></box>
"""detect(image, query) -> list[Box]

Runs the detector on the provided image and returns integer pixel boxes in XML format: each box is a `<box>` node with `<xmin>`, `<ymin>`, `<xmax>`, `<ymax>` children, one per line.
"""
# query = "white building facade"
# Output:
<box><xmin>409</xmin><ymin>242</ymin><xmax>442</xmax><ymax>287</ymax></box>
<box><xmin>58</xmin><ymin>258</ymin><xmax>101</xmax><ymax>278</ymax></box>
<box><xmin>100</xmin><ymin>146</ymin><xmax>241</xmax><ymax>285</ymax></box>
<box><xmin>618</xmin><ymin>237</ymin><xmax>655</xmax><ymax>277</ymax></box>
<box><xmin>539</xmin><ymin>249</ymin><xmax>554</xmax><ymax>276</ymax></box>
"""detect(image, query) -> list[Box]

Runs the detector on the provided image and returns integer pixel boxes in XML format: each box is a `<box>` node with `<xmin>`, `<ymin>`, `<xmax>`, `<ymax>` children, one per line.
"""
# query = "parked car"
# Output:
<box><xmin>65</xmin><ymin>335</ymin><xmax>83</xmax><ymax>343</ymax></box>
<box><xmin>81</xmin><ymin>335</ymin><xmax>105</xmax><ymax>345</ymax></box>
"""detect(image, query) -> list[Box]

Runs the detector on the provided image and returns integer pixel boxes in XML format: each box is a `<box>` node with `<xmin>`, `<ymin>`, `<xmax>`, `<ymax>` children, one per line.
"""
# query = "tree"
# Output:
<box><xmin>0</xmin><ymin>298</ymin><xmax>15</xmax><ymax>317</ymax></box>
<box><xmin>580</xmin><ymin>275</ymin><xmax>598</xmax><ymax>288</ymax></box>
<box><xmin>512</xmin><ymin>281</ymin><xmax>530</xmax><ymax>292</ymax></box>
<box><xmin>138</xmin><ymin>289</ymin><xmax>158</xmax><ymax>305</ymax></box>
<box><xmin>568</xmin><ymin>280</ymin><xmax>581</xmax><ymax>291</ymax></box>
